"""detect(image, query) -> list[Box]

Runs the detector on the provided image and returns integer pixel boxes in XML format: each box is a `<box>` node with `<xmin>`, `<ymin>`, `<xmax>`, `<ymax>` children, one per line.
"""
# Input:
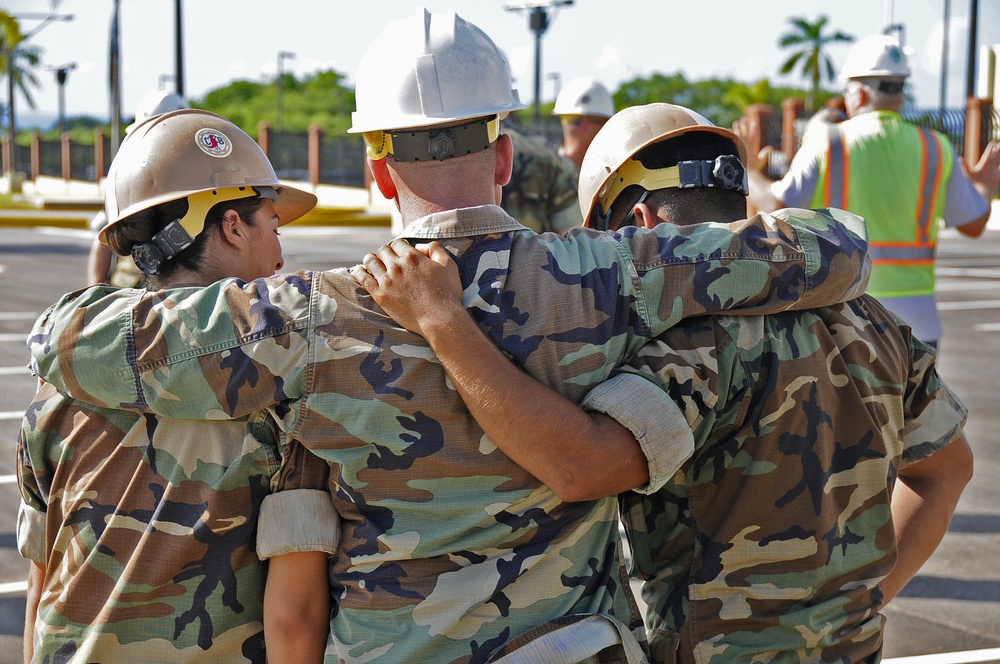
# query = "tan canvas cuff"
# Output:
<box><xmin>257</xmin><ymin>489</ymin><xmax>340</xmax><ymax>560</ymax></box>
<box><xmin>582</xmin><ymin>373</ymin><xmax>694</xmax><ymax>493</ymax></box>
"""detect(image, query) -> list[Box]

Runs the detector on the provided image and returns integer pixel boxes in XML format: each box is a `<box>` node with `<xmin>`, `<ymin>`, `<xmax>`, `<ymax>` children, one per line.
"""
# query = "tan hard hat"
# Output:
<box><xmin>578</xmin><ymin>102</ymin><xmax>747</xmax><ymax>226</ymax></box>
<box><xmin>102</xmin><ymin>109</ymin><xmax>316</xmax><ymax>244</ymax></box>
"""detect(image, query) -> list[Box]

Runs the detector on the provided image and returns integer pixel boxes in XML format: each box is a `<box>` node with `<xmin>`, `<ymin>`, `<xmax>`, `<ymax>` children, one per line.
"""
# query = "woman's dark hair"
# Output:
<box><xmin>608</xmin><ymin>132</ymin><xmax>747</xmax><ymax>229</ymax></box>
<box><xmin>104</xmin><ymin>193</ymin><xmax>268</xmax><ymax>287</ymax></box>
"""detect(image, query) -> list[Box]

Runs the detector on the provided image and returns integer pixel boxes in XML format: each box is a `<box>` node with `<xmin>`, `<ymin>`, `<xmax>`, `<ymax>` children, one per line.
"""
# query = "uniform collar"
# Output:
<box><xmin>398</xmin><ymin>205</ymin><xmax>528</xmax><ymax>240</ymax></box>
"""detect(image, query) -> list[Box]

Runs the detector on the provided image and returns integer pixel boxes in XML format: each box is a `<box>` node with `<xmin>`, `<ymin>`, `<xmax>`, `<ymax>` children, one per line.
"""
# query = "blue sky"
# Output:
<box><xmin>8</xmin><ymin>0</ymin><xmax>1000</xmax><ymax>127</ymax></box>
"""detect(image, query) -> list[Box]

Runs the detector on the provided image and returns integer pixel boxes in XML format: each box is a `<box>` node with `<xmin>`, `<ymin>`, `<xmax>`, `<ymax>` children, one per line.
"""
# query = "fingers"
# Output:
<box><xmin>414</xmin><ymin>241</ymin><xmax>452</xmax><ymax>268</ymax></box>
<box><xmin>361</xmin><ymin>251</ymin><xmax>384</xmax><ymax>277</ymax></box>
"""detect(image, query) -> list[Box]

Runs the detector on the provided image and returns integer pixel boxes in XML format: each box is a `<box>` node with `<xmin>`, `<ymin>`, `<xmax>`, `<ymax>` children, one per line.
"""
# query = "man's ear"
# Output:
<box><xmin>495</xmin><ymin>133</ymin><xmax>513</xmax><ymax>187</ymax></box>
<box><xmin>633</xmin><ymin>201</ymin><xmax>660</xmax><ymax>229</ymax></box>
<box><xmin>369</xmin><ymin>157</ymin><xmax>398</xmax><ymax>200</ymax></box>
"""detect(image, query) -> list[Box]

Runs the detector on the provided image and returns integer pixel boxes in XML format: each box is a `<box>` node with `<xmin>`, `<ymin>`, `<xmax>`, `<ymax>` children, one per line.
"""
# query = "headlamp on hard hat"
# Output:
<box><xmin>591</xmin><ymin>155</ymin><xmax>748</xmax><ymax>231</ymax></box>
<box><xmin>363</xmin><ymin>116</ymin><xmax>501</xmax><ymax>162</ymax></box>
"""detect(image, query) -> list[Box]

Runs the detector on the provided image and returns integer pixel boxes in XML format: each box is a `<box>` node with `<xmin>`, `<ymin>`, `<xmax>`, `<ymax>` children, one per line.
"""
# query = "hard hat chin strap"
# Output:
<box><xmin>131</xmin><ymin>186</ymin><xmax>259</xmax><ymax>274</ymax></box>
<box><xmin>363</xmin><ymin>116</ymin><xmax>501</xmax><ymax>162</ymax></box>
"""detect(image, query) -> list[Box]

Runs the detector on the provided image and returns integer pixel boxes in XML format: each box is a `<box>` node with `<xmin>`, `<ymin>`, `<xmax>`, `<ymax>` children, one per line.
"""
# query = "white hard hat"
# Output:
<box><xmin>133</xmin><ymin>89</ymin><xmax>189</xmax><ymax>125</ymax></box>
<box><xmin>349</xmin><ymin>7</ymin><xmax>524</xmax><ymax>136</ymax></box>
<box><xmin>578</xmin><ymin>103</ymin><xmax>747</xmax><ymax>227</ymax></box>
<box><xmin>840</xmin><ymin>34</ymin><xmax>910</xmax><ymax>80</ymax></box>
<box><xmin>553</xmin><ymin>77</ymin><xmax>614</xmax><ymax>118</ymax></box>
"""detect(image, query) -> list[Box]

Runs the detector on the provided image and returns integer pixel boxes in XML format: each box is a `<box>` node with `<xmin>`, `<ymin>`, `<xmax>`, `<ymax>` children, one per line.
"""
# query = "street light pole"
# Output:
<box><xmin>276</xmin><ymin>51</ymin><xmax>295</xmax><ymax>132</ymax></box>
<box><xmin>503</xmin><ymin>1</ymin><xmax>573</xmax><ymax>123</ymax></box>
<box><xmin>47</xmin><ymin>63</ymin><xmax>77</xmax><ymax>134</ymax></box>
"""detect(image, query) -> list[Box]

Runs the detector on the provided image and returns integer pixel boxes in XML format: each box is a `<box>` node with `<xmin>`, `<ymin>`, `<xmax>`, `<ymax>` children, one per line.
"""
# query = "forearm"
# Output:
<box><xmin>883</xmin><ymin>435</ymin><xmax>973</xmax><ymax>604</ymax></box>
<box><xmin>25</xmin><ymin>562</ymin><xmax>43</xmax><ymax>664</ymax></box>
<box><xmin>423</xmin><ymin>305</ymin><xmax>648</xmax><ymax>501</ymax></box>
<box><xmin>264</xmin><ymin>552</ymin><xmax>330</xmax><ymax>664</ymax></box>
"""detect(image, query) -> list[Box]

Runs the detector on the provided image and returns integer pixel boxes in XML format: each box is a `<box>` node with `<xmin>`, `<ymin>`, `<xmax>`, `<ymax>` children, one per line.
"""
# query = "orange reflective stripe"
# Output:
<box><xmin>915</xmin><ymin>128</ymin><xmax>944</xmax><ymax>243</ymax></box>
<box><xmin>825</xmin><ymin>124</ymin><xmax>848</xmax><ymax>208</ymax></box>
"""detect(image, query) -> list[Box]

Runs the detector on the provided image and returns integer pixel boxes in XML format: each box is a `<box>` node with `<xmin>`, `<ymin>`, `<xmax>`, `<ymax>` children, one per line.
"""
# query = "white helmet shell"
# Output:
<box><xmin>349</xmin><ymin>7</ymin><xmax>525</xmax><ymax>133</ymax></box>
<box><xmin>839</xmin><ymin>34</ymin><xmax>910</xmax><ymax>80</ymax></box>
<box><xmin>133</xmin><ymin>89</ymin><xmax>189</xmax><ymax>125</ymax></box>
<box><xmin>553</xmin><ymin>77</ymin><xmax>614</xmax><ymax>118</ymax></box>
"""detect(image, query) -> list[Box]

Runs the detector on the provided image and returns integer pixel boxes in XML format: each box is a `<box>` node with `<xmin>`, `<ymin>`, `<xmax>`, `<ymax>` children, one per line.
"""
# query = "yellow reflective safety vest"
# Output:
<box><xmin>808</xmin><ymin>110</ymin><xmax>953</xmax><ymax>299</ymax></box>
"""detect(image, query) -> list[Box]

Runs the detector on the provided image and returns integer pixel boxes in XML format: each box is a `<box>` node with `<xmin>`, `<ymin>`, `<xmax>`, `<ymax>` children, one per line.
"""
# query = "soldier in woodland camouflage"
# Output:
<box><xmin>356</xmin><ymin>103</ymin><xmax>974</xmax><ymax>663</ymax></box>
<box><xmin>27</xmin><ymin>11</ymin><xmax>873</xmax><ymax>664</ymax></box>
<box><xmin>17</xmin><ymin>110</ymin><xmax>320</xmax><ymax>663</ymax></box>
<box><xmin>501</xmin><ymin>126</ymin><xmax>581</xmax><ymax>233</ymax></box>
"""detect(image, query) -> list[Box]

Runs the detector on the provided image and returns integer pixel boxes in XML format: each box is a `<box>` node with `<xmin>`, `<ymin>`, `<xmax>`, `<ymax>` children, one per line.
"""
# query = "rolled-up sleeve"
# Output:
<box><xmin>258</xmin><ymin>438</ymin><xmax>339</xmax><ymax>559</ymax></box>
<box><xmin>257</xmin><ymin>489</ymin><xmax>340</xmax><ymax>559</ymax></box>
<box><xmin>17</xmin><ymin>500</ymin><xmax>47</xmax><ymax>564</ymax></box>
<box><xmin>581</xmin><ymin>373</ymin><xmax>694</xmax><ymax>494</ymax></box>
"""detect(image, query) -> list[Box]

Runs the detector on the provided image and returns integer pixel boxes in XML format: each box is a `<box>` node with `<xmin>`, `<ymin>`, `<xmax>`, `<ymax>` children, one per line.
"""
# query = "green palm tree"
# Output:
<box><xmin>778</xmin><ymin>15</ymin><xmax>854</xmax><ymax>112</ymax></box>
<box><xmin>1</xmin><ymin>11</ymin><xmax>43</xmax><ymax>144</ymax></box>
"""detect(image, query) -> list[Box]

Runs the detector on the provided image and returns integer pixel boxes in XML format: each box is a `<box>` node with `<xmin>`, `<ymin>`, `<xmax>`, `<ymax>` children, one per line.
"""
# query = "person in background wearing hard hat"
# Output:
<box><xmin>552</xmin><ymin>76</ymin><xmax>615</xmax><ymax>172</ymax></box>
<box><xmin>740</xmin><ymin>33</ymin><xmax>1000</xmax><ymax>349</ymax></box>
<box><xmin>17</xmin><ymin>109</ymin><xmax>321</xmax><ymax>663</ymax></box>
<box><xmin>359</xmin><ymin>102</ymin><xmax>973</xmax><ymax>664</ymax></box>
<box><xmin>86</xmin><ymin>89</ymin><xmax>191</xmax><ymax>287</ymax></box>
<box><xmin>26</xmin><ymin>9</ymin><xmax>875</xmax><ymax>662</ymax></box>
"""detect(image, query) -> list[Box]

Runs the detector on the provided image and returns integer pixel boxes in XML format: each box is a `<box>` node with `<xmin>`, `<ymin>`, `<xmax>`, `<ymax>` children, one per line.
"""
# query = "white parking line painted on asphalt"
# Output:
<box><xmin>883</xmin><ymin>647</ymin><xmax>1000</xmax><ymax>664</ymax></box>
<box><xmin>938</xmin><ymin>300</ymin><xmax>1000</xmax><ymax>311</ymax></box>
<box><xmin>0</xmin><ymin>333</ymin><xmax>28</xmax><ymax>342</ymax></box>
<box><xmin>0</xmin><ymin>475</ymin><xmax>16</xmax><ymax>484</ymax></box>
<box><xmin>0</xmin><ymin>312</ymin><xmax>38</xmax><ymax>321</ymax></box>
<box><xmin>1</xmin><ymin>412</ymin><xmax>24</xmax><ymax>421</ymax></box>
<box><xmin>976</xmin><ymin>323</ymin><xmax>1000</xmax><ymax>332</ymax></box>
<box><xmin>0</xmin><ymin>580</ymin><xmax>27</xmax><ymax>596</ymax></box>
<box><xmin>936</xmin><ymin>280</ymin><xmax>1000</xmax><ymax>292</ymax></box>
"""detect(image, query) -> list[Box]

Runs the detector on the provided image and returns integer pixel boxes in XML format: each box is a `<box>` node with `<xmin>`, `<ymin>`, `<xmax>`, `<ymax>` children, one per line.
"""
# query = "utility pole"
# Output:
<box><xmin>503</xmin><ymin>0</ymin><xmax>573</xmax><ymax>123</ymax></box>
<box><xmin>966</xmin><ymin>0</ymin><xmax>980</xmax><ymax>100</ymax></box>
<box><xmin>940</xmin><ymin>0</ymin><xmax>951</xmax><ymax>115</ymax></box>
<box><xmin>174</xmin><ymin>0</ymin><xmax>184</xmax><ymax>96</ymax></box>
<box><xmin>276</xmin><ymin>51</ymin><xmax>295</xmax><ymax>131</ymax></box>
<box><xmin>109</xmin><ymin>0</ymin><xmax>122</xmax><ymax>158</ymax></box>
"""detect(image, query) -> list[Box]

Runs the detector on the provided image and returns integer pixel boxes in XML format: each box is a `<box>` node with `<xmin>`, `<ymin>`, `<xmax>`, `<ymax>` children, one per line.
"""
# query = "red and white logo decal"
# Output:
<box><xmin>195</xmin><ymin>128</ymin><xmax>232</xmax><ymax>158</ymax></box>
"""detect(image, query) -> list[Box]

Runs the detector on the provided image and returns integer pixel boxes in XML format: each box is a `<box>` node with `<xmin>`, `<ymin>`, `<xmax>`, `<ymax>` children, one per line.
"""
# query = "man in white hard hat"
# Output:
<box><xmin>742</xmin><ymin>33</ymin><xmax>1000</xmax><ymax>348</ymax></box>
<box><xmin>552</xmin><ymin>76</ymin><xmax>614</xmax><ymax>171</ymax></box>
<box><xmin>28</xmin><ymin>9</ymin><xmax>874</xmax><ymax>662</ymax></box>
<box><xmin>359</xmin><ymin>102</ymin><xmax>972</xmax><ymax>663</ymax></box>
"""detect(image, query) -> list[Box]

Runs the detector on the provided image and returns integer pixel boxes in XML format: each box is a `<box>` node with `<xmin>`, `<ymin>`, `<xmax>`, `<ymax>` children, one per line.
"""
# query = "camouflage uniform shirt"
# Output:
<box><xmin>17</xmin><ymin>379</ymin><xmax>334</xmax><ymax>662</ymax></box>
<box><xmin>501</xmin><ymin>127</ymin><xmax>581</xmax><ymax>233</ymax></box>
<box><xmin>581</xmin><ymin>296</ymin><xmax>966</xmax><ymax>663</ymax></box>
<box><xmin>28</xmin><ymin>205</ymin><xmax>870</xmax><ymax>664</ymax></box>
